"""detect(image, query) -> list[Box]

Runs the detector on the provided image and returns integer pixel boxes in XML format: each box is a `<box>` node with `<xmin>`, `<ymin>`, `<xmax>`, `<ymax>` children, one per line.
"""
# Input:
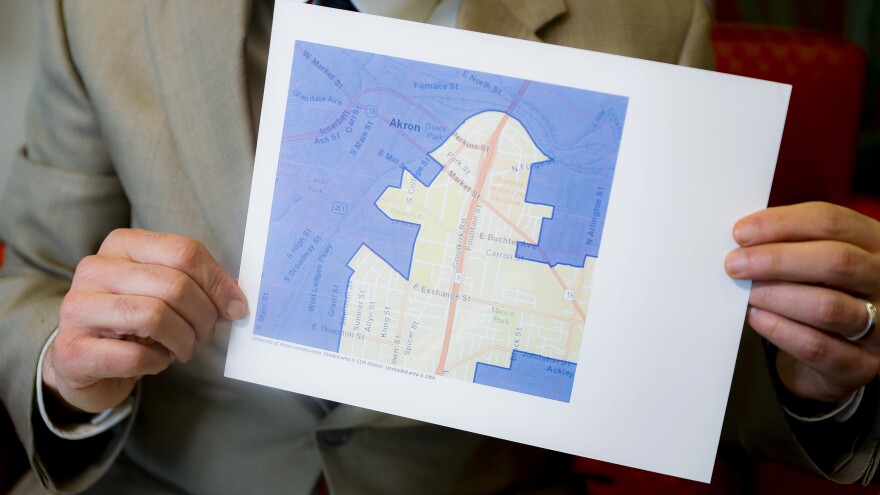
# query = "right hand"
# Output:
<box><xmin>43</xmin><ymin>229</ymin><xmax>248</xmax><ymax>413</ymax></box>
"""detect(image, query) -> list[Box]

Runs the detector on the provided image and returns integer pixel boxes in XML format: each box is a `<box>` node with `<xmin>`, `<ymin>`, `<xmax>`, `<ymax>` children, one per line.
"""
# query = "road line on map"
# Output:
<box><xmin>477</xmin><ymin>199</ymin><xmax>586</xmax><ymax>321</ymax></box>
<box><xmin>436</xmin><ymin>82</ymin><xmax>535</xmax><ymax>375</ymax></box>
<box><xmin>444</xmin><ymin>345</ymin><xmax>513</xmax><ymax>371</ymax></box>
<box><xmin>435</xmin><ymin>115</ymin><xmax>510</xmax><ymax>374</ymax></box>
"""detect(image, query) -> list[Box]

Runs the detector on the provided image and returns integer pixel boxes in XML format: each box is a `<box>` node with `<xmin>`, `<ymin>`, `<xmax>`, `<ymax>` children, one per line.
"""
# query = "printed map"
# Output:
<box><xmin>254</xmin><ymin>41</ymin><xmax>627</xmax><ymax>402</ymax></box>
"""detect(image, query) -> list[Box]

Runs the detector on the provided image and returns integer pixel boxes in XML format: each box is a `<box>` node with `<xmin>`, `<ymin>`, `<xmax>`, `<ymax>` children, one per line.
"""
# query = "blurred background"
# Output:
<box><xmin>712</xmin><ymin>0</ymin><xmax>880</xmax><ymax>212</ymax></box>
<box><xmin>1</xmin><ymin>0</ymin><xmax>879</xmax><ymax>494</ymax></box>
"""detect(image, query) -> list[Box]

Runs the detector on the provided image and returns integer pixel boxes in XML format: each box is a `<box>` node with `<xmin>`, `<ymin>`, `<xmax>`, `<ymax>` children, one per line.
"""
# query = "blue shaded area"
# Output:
<box><xmin>511</xmin><ymin>87</ymin><xmax>626</xmax><ymax>267</ymax></box>
<box><xmin>473</xmin><ymin>351</ymin><xmax>576</xmax><ymax>402</ymax></box>
<box><xmin>255</xmin><ymin>41</ymin><xmax>626</xmax><ymax>358</ymax></box>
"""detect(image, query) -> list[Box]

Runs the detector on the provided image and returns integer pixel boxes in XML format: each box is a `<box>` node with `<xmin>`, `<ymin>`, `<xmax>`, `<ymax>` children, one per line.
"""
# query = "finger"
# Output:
<box><xmin>72</xmin><ymin>255</ymin><xmax>218</xmax><ymax>342</ymax></box>
<box><xmin>749</xmin><ymin>281</ymin><xmax>879</xmax><ymax>344</ymax></box>
<box><xmin>60</xmin><ymin>292</ymin><xmax>197</xmax><ymax>363</ymax></box>
<box><xmin>747</xmin><ymin>307</ymin><xmax>878</xmax><ymax>395</ymax></box>
<box><xmin>726</xmin><ymin>240</ymin><xmax>880</xmax><ymax>295</ymax></box>
<box><xmin>733</xmin><ymin>202</ymin><xmax>880</xmax><ymax>252</ymax></box>
<box><xmin>98</xmin><ymin>229</ymin><xmax>247</xmax><ymax>320</ymax></box>
<box><xmin>54</xmin><ymin>336</ymin><xmax>173</xmax><ymax>382</ymax></box>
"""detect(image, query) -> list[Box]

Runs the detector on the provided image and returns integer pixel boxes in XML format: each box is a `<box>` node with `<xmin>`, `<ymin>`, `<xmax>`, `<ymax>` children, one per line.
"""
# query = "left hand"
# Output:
<box><xmin>726</xmin><ymin>202</ymin><xmax>880</xmax><ymax>403</ymax></box>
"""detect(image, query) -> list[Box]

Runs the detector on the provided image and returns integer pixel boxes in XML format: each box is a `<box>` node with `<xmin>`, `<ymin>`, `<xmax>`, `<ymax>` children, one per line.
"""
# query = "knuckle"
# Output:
<box><xmin>205</xmin><ymin>268</ymin><xmax>228</xmax><ymax>301</ymax></box>
<box><xmin>99</xmin><ymin>228</ymin><xmax>129</xmax><ymax>252</ymax></box>
<box><xmin>101</xmin><ymin>229</ymin><xmax>121</xmax><ymax>247</ymax></box>
<box><xmin>828</xmin><ymin>248</ymin><xmax>858</xmax><ymax>279</ymax></box>
<box><xmin>141</xmin><ymin>299</ymin><xmax>168</xmax><ymax>330</ymax></box>
<box><xmin>113</xmin><ymin>296</ymin><xmax>167</xmax><ymax>331</ymax></box>
<box><xmin>799</xmin><ymin>335</ymin><xmax>827</xmax><ymax>364</ymax></box>
<box><xmin>763</xmin><ymin>312</ymin><xmax>784</xmax><ymax>337</ymax></box>
<box><xmin>816</xmin><ymin>203</ymin><xmax>846</xmax><ymax>238</ymax></box>
<box><xmin>749</xmin><ymin>282</ymin><xmax>775</xmax><ymax>306</ymax></box>
<box><xmin>59</xmin><ymin>292</ymin><xmax>85</xmax><ymax>323</ymax></box>
<box><xmin>815</xmin><ymin>294</ymin><xmax>847</xmax><ymax>327</ymax></box>
<box><xmin>750</xmin><ymin>309</ymin><xmax>781</xmax><ymax>338</ymax></box>
<box><xmin>768</xmin><ymin>246</ymin><xmax>787</xmax><ymax>272</ymax></box>
<box><xmin>113</xmin><ymin>296</ymin><xmax>140</xmax><ymax>325</ymax></box>
<box><xmin>756</xmin><ymin>246</ymin><xmax>782</xmax><ymax>274</ymax></box>
<box><xmin>135</xmin><ymin>262</ymin><xmax>158</xmax><ymax>279</ymax></box>
<box><xmin>73</xmin><ymin>255</ymin><xmax>105</xmax><ymax>286</ymax></box>
<box><xmin>51</xmin><ymin>333</ymin><xmax>85</xmax><ymax>371</ymax></box>
<box><xmin>170</xmin><ymin>237</ymin><xmax>204</xmax><ymax>269</ymax></box>
<box><xmin>164</xmin><ymin>271</ymin><xmax>192</xmax><ymax>304</ymax></box>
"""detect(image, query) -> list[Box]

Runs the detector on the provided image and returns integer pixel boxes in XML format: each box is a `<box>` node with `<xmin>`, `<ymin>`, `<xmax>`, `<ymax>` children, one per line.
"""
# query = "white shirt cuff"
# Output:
<box><xmin>782</xmin><ymin>386</ymin><xmax>865</xmax><ymax>423</ymax></box>
<box><xmin>36</xmin><ymin>329</ymin><xmax>135</xmax><ymax>440</ymax></box>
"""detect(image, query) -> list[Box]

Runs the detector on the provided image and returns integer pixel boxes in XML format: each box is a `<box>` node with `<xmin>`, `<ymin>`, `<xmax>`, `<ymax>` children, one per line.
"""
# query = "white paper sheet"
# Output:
<box><xmin>226</xmin><ymin>1</ymin><xmax>790</xmax><ymax>482</ymax></box>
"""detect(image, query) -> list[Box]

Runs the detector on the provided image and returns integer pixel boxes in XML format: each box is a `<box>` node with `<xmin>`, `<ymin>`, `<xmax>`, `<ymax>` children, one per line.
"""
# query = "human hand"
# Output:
<box><xmin>725</xmin><ymin>202</ymin><xmax>880</xmax><ymax>403</ymax></box>
<box><xmin>43</xmin><ymin>229</ymin><xmax>247</xmax><ymax>413</ymax></box>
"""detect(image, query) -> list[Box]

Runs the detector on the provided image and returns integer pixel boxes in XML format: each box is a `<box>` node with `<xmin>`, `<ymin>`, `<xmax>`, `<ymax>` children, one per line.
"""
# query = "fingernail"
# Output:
<box><xmin>733</xmin><ymin>221</ymin><xmax>757</xmax><ymax>245</ymax></box>
<box><xmin>726</xmin><ymin>251</ymin><xmax>748</xmax><ymax>277</ymax></box>
<box><xmin>227</xmin><ymin>298</ymin><xmax>248</xmax><ymax>320</ymax></box>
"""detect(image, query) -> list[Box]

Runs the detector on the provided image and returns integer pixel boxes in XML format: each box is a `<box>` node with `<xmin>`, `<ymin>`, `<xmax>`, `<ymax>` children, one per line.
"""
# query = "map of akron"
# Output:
<box><xmin>255</xmin><ymin>41</ymin><xmax>627</xmax><ymax>403</ymax></box>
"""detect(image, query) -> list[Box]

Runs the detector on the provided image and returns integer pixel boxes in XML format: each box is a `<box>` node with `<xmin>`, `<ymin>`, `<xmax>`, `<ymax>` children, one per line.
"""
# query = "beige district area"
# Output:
<box><xmin>338</xmin><ymin>111</ymin><xmax>594</xmax><ymax>382</ymax></box>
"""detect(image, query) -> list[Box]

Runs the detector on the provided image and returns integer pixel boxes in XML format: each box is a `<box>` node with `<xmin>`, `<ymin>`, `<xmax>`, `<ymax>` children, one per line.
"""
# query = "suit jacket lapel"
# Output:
<box><xmin>457</xmin><ymin>0</ymin><xmax>568</xmax><ymax>41</ymax></box>
<box><xmin>144</xmin><ymin>0</ymin><xmax>255</xmax><ymax>269</ymax></box>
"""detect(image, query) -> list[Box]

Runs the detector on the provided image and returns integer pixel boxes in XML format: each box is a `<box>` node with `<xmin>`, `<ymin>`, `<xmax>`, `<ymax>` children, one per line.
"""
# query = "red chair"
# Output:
<box><xmin>712</xmin><ymin>23</ymin><xmax>880</xmax><ymax>219</ymax></box>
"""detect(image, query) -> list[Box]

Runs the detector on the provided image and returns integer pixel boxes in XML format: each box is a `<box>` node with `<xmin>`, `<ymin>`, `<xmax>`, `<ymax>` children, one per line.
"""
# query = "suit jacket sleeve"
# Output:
<box><xmin>723</xmin><ymin>326</ymin><xmax>880</xmax><ymax>484</ymax></box>
<box><xmin>0</xmin><ymin>1</ymin><xmax>136</xmax><ymax>492</ymax></box>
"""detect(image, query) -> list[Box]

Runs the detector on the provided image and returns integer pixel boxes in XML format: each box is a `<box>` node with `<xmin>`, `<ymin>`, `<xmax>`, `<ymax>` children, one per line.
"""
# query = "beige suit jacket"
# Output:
<box><xmin>1</xmin><ymin>1</ymin><xmax>876</xmax><ymax>493</ymax></box>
